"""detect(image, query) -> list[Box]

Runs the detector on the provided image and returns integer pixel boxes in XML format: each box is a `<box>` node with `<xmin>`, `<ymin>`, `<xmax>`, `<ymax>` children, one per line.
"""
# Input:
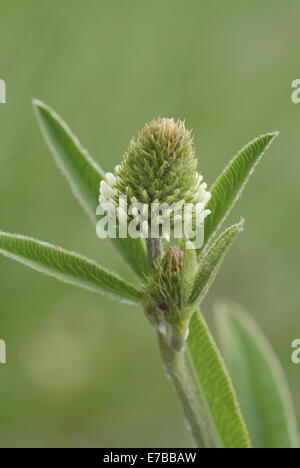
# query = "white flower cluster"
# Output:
<box><xmin>97</xmin><ymin>168</ymin><xmax>211</xmax><ymax>244</ymax></box>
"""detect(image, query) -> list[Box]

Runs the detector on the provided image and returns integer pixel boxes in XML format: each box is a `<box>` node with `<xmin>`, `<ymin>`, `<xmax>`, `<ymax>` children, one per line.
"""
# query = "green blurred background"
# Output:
<box><xmin>0</xmin><ymin>0</ymin><xmax>299</xmax><ymax>448</ymax></box>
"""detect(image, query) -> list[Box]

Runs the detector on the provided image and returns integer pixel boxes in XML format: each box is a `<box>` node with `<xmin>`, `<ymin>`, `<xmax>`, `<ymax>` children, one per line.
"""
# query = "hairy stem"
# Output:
<box><xmin>146</xmin><ymin>238</ymin><xmax>162</xmax><ymax>268</ymax></box>
<box><xmin>158</xmin><ymin>331</ymin><xmax>220</xmax><ymax>448</ymax></box>
<box><xmin>145</xmin><ymin>239</ymin><xmax>223</xmax><ymax>447</ymax></box>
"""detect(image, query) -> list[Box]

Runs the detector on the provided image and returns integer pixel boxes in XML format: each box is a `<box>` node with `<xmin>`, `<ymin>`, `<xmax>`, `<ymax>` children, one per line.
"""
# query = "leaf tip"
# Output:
<box><xmin>269</xmin><ymin>130</ymin><xmax>280</xmax><ymax>142</ymax></box>
<box><xmin>32</xmin><ymin>98</ymin><xmax>45</xmax><ymax>110</ymax></box>
<box><xmin>263</xmin><ymin>131</ymin><xmax>280</xmax><ymax>148</ymax></box>
<box><xmin>238</xmin><ymin>218</ymin><xmax>245</xmax><ymax>231</ymax></box>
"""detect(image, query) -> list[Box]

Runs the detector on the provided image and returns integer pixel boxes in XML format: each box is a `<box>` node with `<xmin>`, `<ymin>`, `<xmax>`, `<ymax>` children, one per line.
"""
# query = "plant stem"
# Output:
<box><xmin>158</xmin><ymin>332</ymin><xmax>220</xmax><ymax>448</ymax></box>
<box><xmin>146</xmin><ymin>238</ymin><xmax>162</xmax><ymax>268</ymax></box>
<box><xmin>145</xmin><ymin>239</ymin><xmax>219</xmax><ymax>446</ymax></box>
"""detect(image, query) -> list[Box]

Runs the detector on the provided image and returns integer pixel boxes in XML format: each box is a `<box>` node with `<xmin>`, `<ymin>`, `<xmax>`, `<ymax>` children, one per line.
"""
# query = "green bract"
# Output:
<box><xmin>115</xmin><ymin>118</ymin><xmax>207</xmax><ymax>205</ymax></box>
<box><xmin>145</xmin><ymin>246</ymin><xmax>183</xmax><ymax>308</ymax></box>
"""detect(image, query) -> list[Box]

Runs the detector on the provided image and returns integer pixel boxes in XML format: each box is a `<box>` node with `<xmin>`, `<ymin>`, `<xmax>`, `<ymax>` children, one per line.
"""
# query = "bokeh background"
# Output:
<box><xmin>0</xmin><ymin>0</ymin><xmax>299</xmax><ymax>448</ymax></box>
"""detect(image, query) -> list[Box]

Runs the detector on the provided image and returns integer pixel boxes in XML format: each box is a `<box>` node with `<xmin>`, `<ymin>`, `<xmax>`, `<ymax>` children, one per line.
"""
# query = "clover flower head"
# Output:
<box><xmin>99</xmin><ymin>118</ymin><xmax>211</xmax><ymax>239</ymax></box>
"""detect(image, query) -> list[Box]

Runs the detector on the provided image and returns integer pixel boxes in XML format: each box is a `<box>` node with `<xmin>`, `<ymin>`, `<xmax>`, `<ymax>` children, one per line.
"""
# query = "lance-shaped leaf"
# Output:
<box><xmin>187</xmin><ymin>310</ymin><xmax>251</xmax><ymax>448</ymax></box>
<box><xmin>201</xmin><ymin>132</ymin><xmax>278</xmax><ymax>252</ymax></box>
<box><xmin>33</xmin><ymin>99</ymin><xmax>148</xmax><ymax>277</ymax></box>
<box><xmin>215</xmin><ymin>301</ymin><xmax>298</xmax><ymax>448</ymax></box>
<box><xmin>188</xmin><ymin>221</ymin><xmax>244</xmax><ymax>307</ymax></box>
<box><xmin>33</xmin><ymin>99</ymin><xmax>104</xmax><ymax>224</ymax></box>
<box><xmin>0</xmin><ymin>231</ymin><xmax>142</xmax><ymax>304</ymax></box>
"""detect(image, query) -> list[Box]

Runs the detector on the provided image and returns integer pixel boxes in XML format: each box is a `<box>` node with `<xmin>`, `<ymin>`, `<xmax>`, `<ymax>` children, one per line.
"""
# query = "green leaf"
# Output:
<box><xmin>33</xmin><ymin>99</ymin><xmax>104</xmax><ymax>225</ymax></box>
<box><xmin>202</xmin><ymin>132</ymin><xmax>278</xmax><ymax>252</ymax></box>
<box><xmin>214</xmin><ymin>301</ymin><xmax>298</xmax><ymax>448</ymax></box>
<box><xmin>110</xmin><ymin>237</ymin><xmax>148</xmax><ymax>278</ymax></box>
<box><xmin>188</xmin><ymin>221</ymin><xmax>244</xmax><ymax>307</ymax></box>
<box><xmin>0</xmin><ymin>231</ymin><xmax>142</xmax><ymax>304</ymax></box>
<box><xmin>33</xmin><ymin>99</ymin><xmax>148</xmax><ymax>277</ymax></box>
<box><xmin>187</xmin><ymin>310</ymin><xmax>251</xmax><ymax>448</ymax></box>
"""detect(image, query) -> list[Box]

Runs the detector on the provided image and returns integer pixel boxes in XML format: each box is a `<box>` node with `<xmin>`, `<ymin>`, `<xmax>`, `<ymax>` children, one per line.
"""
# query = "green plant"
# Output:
<box><xmin>0</xmin><ymin>100</ymin><xmax>297</xmax><ymax>448</ymax></box>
